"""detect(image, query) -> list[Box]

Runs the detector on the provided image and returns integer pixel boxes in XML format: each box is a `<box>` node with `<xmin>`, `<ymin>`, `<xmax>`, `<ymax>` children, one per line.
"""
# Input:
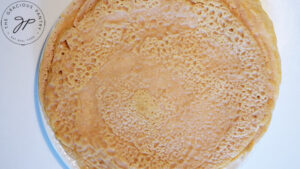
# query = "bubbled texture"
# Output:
<box><xmin>42</xmin><ymin>0</ymin><xmax>276</xmax><ymax>168</ymax></box>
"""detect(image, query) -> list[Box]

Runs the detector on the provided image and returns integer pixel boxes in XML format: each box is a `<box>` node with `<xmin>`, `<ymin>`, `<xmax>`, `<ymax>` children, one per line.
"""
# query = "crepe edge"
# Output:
<box><xmin>38</xmin><ymin>0</ymin><xmax>96</xmax><ymax>105</ymax></box>
<box><xmin>221</xmin><ymin>0</ymin><xmax>281</xmax><ymax>168</ymax></box>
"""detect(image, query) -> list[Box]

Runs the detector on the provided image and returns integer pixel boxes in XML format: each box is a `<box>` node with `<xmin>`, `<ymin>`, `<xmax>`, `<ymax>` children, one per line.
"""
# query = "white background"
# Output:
<box><xmin>0</xmin><ymin>0</ymin><xmax>299</xmax><ymax>169</ymax></box>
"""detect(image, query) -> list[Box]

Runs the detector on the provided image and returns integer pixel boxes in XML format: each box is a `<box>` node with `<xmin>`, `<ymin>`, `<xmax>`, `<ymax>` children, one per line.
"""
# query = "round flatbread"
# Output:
<box><xmin>39</xmin><ymin>0</ymin><xmax>281</xmax><ymax>168</ymax></box>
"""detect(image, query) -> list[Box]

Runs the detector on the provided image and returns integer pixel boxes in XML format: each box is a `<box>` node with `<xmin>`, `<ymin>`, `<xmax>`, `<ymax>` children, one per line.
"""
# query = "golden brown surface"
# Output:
<box><xmin>39</xmin><ymin>0</ymin><xmax>281</xmax><ymax>168</ymax></box>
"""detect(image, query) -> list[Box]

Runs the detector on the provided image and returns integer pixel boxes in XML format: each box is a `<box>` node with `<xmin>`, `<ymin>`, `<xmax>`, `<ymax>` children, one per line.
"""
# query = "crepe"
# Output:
<box><xmin>39</xmin><ymin>0</ymin><xmax>281</xmax><ymax>168</ymax></box>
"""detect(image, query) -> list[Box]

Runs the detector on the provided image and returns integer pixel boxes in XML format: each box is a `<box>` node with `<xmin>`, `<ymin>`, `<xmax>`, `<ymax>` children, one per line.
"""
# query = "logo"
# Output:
<box><xmin>1</xmin><ymin>1</ymin><xmax>45</xmax><ymax>45</ymax></box>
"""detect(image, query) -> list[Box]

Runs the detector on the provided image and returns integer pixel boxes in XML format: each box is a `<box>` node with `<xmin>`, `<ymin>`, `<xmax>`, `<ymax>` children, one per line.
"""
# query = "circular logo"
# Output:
<box><xmin>1</xmin><ymin>1</ymin><xmax>45</xmax><ymax>45</ymax></box>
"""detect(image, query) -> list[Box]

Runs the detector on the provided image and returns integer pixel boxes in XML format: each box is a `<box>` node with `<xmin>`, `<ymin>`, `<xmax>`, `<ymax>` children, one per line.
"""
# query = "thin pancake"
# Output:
<box><xmin>39</xmin><ymin>0</ymin><xmax>281</xmax><ymax>168</ymax></box>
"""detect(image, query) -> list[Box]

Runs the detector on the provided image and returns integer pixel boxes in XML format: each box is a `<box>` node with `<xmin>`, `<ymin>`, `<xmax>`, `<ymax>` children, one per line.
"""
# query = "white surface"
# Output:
<box><xmin>0</xmin><ymin>0</ymin><xmax>71</xmax><ymax>169</ymax></box>
<box><xmin>0</xmin><ymin>0</ymin><xmax>299</xmax><ymax>169</ymax></box>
